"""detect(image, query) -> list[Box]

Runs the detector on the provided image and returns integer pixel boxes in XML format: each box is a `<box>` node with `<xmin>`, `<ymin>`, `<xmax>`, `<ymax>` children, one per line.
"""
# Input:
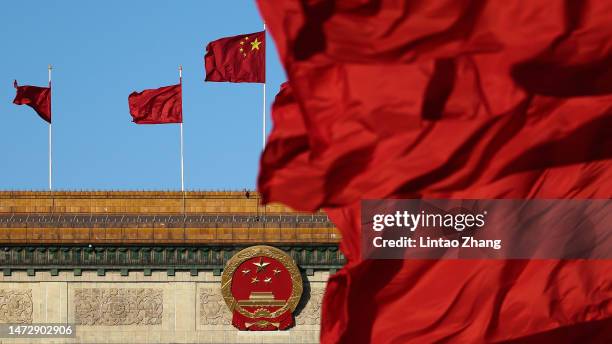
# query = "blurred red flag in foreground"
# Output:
<box><xmin>257</xmin><ymin>0</ymin><xmax>612</xmax><ymax>343</ymax></box>
<box><xmin>13</xmin><ymin>80</ymin><xmax>51</xmax><ymax>123</ymax></box>
<box><xmin>205</xmin><ymin>31</ymin><xmax>265</xmax><ymax>83</ymax></box>
<box><xmin>128</xmin><ymin>84</ymin><xmax>182</xmax><ymax>124</ymax></box>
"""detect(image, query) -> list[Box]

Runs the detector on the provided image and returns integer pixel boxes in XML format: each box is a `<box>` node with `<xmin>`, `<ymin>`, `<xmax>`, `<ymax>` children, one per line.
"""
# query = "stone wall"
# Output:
<box><xmin>0</xmin><ymin>271</ymin><xmax>327</xmax><ymax>344</ymax></box>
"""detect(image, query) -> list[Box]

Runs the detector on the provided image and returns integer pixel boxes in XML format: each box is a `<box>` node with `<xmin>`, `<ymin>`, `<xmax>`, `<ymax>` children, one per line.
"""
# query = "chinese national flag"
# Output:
<box><xmin>205</xmin><ymin>31</ymin><xmax>265</xmax><ymax>83</ymax></box>
<box><xmin>13</xmin><ymin>80</ymin><xmax>51</xmax><ymax>123</ymax></box>
<box><xmin>257</xmin><ymin>0</ymin><xmax>612</xmax><ymax>343</ymax></box>
<box><xmin>128</xmin><ymin>84</ymin><xmax>182</xmax><ymax>124</ymax></box>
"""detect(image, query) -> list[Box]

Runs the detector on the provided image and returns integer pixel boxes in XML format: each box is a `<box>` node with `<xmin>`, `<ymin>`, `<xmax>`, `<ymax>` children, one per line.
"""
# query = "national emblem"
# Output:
<box><xmin>221</xmin><ymin>245</ymin><xmax>303</xmax><ymax>330</ymax></box>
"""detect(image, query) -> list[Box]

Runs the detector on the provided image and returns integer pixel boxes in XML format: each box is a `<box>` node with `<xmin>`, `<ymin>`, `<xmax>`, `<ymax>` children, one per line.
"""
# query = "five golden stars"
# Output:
<box><xmin>239</xmin><ymin>35</ymin><xmax>263</xmax><ymax>57</ymax></box>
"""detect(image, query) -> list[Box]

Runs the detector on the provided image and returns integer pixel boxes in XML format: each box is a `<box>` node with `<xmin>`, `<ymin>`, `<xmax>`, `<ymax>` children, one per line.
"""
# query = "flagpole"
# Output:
<box><xmin>262</xmin><ymin>23</ymin><xmax>267</xmax><ymax>149</ymax></box>
<box><xmin>179</xmin><ymin>65</ymin><xmax>184</xmax><ymax>192</ymax></box>
<box><xmin>48</xmin><ymin>64</ymin><xmax>52</xmax><ymax>191</ymax></box>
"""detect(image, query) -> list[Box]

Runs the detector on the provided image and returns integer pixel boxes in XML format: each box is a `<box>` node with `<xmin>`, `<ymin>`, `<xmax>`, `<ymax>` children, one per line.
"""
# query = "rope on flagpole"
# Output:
<box><xmin>48</xmin><ymin>64</ymin><xmax>52</xmax><ymax>191</ymax></box>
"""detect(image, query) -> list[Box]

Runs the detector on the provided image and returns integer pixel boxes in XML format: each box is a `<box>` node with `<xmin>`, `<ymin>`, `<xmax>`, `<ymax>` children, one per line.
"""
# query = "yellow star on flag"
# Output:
<box><xmin>250</xmin><ymin>38</ymin><xmax>262</xmax><ymax>51</ymax></box>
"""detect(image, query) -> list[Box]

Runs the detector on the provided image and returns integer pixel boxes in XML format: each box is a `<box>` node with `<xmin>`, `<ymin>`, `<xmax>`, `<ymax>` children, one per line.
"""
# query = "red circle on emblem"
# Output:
<box><xmin>231</xmin><ymin>256</ymin><xmax>293</xmax><ymax>305</ymax></box>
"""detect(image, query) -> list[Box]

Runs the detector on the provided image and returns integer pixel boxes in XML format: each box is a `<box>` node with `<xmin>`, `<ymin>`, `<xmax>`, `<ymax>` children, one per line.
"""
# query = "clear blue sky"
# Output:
<box><xmin>0</xmin><ymin>1</ymin><xmax>285</xmax><ymax>190</ymax></box>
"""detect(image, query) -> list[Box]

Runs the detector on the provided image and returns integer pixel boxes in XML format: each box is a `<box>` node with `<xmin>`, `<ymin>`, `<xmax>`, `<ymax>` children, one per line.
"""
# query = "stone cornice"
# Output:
<box><xmin>0</xmin><ymin>213</ymin><xmax>332</xmax><ymax>226</ymax></box>
<box><xmin>0</xmin><ymin>245</ymin><xmax>345</xmax><ymax>275</ymax></box>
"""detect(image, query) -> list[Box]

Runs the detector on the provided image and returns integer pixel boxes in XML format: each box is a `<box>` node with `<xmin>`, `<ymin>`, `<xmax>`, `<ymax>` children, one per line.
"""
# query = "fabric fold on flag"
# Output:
<box><xmin>128</xmin><ymin>84</ymin><xmax>182</xmax><ymax>124</ymax></box>
<box><xmin>205</xmin><ymin>31</ymin><xmax>265</xmax><ymax>83</ymax></box>
<box><xmin>13</xmin><ymin>80</ymin><xmax>51</xmax><ymax>123</ymax></box>
<box><xmin>256</xmin><ymin>0</ymin><xmax>612</xmax><ymax>343</ymax></box>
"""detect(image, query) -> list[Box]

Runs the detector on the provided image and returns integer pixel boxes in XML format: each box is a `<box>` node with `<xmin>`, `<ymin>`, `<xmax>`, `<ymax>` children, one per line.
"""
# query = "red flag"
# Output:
<box><xmin>257</xmin><ymin>0</ymin><xmax>612</xmax><ymax>343</ymax></box>
<box><xmin>205</xmin><ymin>31</ymin><xmax>265</xmax><ymax>83</ymax></box>
<box><xmin>13</xmin><ymin>80</ymin><xmax>51</xmax><ymax>123</ymax></box>
<box><xmin>259</xmin><ymin>82</ymin><xmax>324</xmax><ymax>205</ymax></box>
<box><xmin>128</xmin><ymin>84</ymin><xmax>182</xmax><ymax>124</ymax></box>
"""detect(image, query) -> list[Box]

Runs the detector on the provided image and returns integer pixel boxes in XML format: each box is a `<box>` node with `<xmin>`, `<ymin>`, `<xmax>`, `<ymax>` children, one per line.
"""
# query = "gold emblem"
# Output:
<box><xmin>221</xmin><ymin>245</ymin><xmax>303</xmax><ymax>320</ymax></box>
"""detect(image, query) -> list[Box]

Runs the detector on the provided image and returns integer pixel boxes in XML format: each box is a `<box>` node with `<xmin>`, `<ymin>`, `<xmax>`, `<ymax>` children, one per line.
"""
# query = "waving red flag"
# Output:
<box><xmin>257</xmin><ymin>0</ymin><xmax>612</xmax><ymax>343</ymax></box>
<box><xmin>128</xmin><ymin>84</ymin><xmax>182</xmax><ymax>124</ymax></box>
<box><xmin>13</xmin><ymin>80</ymin><xmax>51</xmax><ymax>123</ymax></box>
<box><xmin>205</xmin><ymin>31</ymin><xmax>265</xmax><ymax>83</ymax></box>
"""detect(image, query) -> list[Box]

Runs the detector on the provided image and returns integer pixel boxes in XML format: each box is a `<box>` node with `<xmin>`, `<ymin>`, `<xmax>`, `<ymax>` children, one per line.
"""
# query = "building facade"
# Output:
<box><xmin>0</xmin><ymin>191</ymin><xmax>342</xmax><ymax>343</ymax></box>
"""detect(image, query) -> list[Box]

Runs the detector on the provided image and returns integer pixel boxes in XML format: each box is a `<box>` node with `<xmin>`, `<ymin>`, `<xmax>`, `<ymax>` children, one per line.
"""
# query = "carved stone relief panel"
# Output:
<box><xmin>199</xmin><ymin>287</ymin><xmax>231</xmax><ymax>326</ymax></box>
<box><xmin>296</xmin><ymin>287</ymin><xmax>323</xmax><ymax>326</ymax></box>
<box><xmin>74</xmin><ymin>288</ymin><xmax>162</xmax><ymax>326</ymax></box>
<box><xmin>0</xmin><ymin>289</ymin><xmax>33</xmax><ymax>324</ymax></box>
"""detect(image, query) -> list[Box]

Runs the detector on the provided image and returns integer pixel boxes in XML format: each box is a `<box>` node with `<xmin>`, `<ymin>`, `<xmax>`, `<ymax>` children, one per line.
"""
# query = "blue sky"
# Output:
<box><xmin>0</xmin><ymin>1</ymin><xmax>285</xmax><ymax>190</ymax></box>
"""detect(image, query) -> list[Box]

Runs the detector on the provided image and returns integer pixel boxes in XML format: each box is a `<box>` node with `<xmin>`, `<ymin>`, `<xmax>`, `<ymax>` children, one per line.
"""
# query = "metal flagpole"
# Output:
<box><xmin>179</xmin><ymin>65</ymin><xmax>184</xmax><ymax>192</ymax></box>
<box><xmin>261</xmin><ymin>24</ymin><xmax>267</xmax><ymax>217</ymax></box>
<box><xmin>262</xmin><ymin>23</ymin><xmax>266</xmax><ymax>149</ymax></box>
<box><xmin>48</xmin><ymin>64</ymin><xmax>52</xmax><ymax>191</ymax></box>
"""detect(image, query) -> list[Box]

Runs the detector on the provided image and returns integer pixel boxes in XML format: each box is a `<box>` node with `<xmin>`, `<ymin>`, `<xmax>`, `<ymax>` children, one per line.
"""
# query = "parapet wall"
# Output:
<box><xmin>0</xmin><ymin>191</ymin><xmax>340</xmax><ymax>245</ymax></box>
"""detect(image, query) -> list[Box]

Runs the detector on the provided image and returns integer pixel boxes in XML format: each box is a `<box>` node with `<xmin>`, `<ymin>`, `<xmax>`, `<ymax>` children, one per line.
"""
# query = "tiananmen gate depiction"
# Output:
<box><xmin>0</xmin><ymin>191</ymin><xmax>342</xmax><ymax>343</ymax></box>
